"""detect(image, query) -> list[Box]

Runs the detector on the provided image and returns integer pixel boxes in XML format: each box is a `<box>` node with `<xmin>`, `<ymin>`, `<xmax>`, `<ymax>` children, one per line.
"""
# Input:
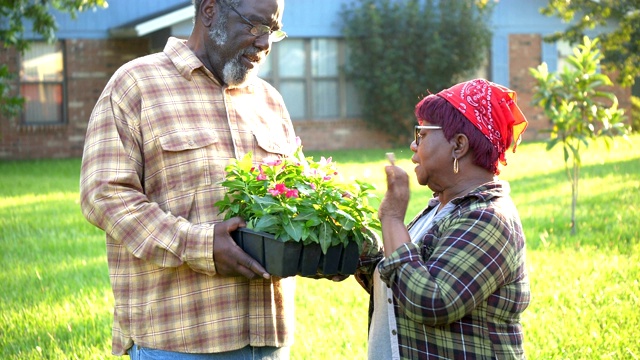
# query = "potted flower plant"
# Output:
<box><xmin>215</xmin><ymin>139</ymin><xmax>381</xmax><ymax>278</ymax></box>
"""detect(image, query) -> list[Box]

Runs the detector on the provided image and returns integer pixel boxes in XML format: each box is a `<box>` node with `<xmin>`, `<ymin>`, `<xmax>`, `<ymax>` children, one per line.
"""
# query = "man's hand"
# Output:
<box><xmin>213</xmin><ymin>217</ymin><xmax>270</xmax><ymax>280</ymax></box>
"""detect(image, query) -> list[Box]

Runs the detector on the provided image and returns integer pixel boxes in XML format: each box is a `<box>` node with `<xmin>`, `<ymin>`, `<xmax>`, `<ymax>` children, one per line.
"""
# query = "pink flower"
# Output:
<box><xmin>319</xmin><ymin>156</ymin><xmax>332</xmax><ymax>165</ymax></box>
<box><xmin>323</xmin><ymin>176</ymin><xmax>332</xmax><ymax>181</ymax></box>
<box><xmin>264</xmin><ymin>158</ymin><xmax>283</xmax><ymax>167</ymax></box>
<box><xmin>256</xmin><ymin>165</ymin><xmax>267</xmax><ymax>181</ymax></box>
<box><xmin>268</xmin><ymin>188</ymin><xmax>280</xmax><ymax>196</ymax></box>
<box><xmin>268</xmin><ymin>183</ymin><xmax>288</xmax><ymax>196</ymax></box>
<box><xmin>285</xmin><ymin>189</ymin><xmax>299</xmax><ymax>198</ymax></box>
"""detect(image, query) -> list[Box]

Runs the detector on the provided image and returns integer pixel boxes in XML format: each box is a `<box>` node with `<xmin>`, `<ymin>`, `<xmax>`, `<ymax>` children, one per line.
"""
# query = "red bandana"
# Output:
<box><xmin>437</xmin><ymin>78</ymin><xmax>528</xmax><ymax>165</ymax></box>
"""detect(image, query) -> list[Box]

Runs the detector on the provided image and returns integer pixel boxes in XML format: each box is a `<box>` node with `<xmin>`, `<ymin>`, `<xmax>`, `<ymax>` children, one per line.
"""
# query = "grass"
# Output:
<box><xmin>1</xmin><ymin>134</ymin><xmax>639</xmax><ymax>359</ymax></box>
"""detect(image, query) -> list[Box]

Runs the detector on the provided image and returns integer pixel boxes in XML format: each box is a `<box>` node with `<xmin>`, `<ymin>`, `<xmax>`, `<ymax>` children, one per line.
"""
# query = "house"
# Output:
<box><xmin>0</xmin><ymin>0</ymin><xmax>631</xmax><ymax>159</ymax></box>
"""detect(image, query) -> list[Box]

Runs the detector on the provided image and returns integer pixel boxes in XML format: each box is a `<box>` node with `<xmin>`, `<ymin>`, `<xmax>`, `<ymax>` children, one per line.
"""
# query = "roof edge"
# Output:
<box><xmin>110</xmin><ymin>5</ymin><xmax>192</xmax><ymax>38</ymax></box>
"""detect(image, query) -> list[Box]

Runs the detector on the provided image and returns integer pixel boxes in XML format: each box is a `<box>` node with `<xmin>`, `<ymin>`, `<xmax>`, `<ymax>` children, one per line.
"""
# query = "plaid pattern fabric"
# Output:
<box><xmin>80</xmin><ymin>37</ymin><xmax>298</xmax><ymax>355</ymax></box>
<box><xmin>376</xmin><ymin>182</ymin><xmax>530</xmax><ymax>359</ymax></box>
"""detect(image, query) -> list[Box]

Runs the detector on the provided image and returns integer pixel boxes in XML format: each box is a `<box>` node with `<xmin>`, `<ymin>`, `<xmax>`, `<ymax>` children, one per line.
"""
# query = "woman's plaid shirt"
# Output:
<box><xmin>359</xmin><ymin>182</ymin><xmax>530</xmax><ymax>359</ymax></box>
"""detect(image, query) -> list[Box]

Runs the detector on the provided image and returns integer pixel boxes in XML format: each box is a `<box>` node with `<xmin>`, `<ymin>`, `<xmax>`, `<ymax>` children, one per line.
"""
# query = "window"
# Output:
<box><xmin>259</xmin><ymin>38</ymin><xmax>360</xmax><ymax>121</ymax></box>
<box><xmin>556</xmin><ymin>40</ymin><xmax>599</xmax><ymax>74</ymax></box>
<box><xmin>555</xmin><ymin>40</ymin><xmax>574</xmax><ymax>72</ymax></box>
<box><xmin>19</xmin><ymin>42</ymin><xmax>66</xmax><ymax>124</ymax></box>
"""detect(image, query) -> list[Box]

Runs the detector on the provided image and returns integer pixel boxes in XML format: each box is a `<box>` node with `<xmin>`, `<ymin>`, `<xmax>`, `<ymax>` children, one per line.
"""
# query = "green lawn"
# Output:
<box><xmin>1</xmin><ymin>135</ymin><xmax>639</xmax><ymax>359</ymax></box>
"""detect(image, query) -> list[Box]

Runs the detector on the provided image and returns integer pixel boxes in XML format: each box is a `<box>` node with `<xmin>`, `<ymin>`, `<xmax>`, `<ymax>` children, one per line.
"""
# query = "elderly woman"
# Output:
<box><xmin>358</xmin><ymin>79</ymin><xmax>531</xmax><ymax>359</ymax></box>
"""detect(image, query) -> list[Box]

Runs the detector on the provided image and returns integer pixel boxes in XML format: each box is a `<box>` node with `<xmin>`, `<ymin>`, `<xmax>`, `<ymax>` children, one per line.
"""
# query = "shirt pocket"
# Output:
<box><xmin>158</xmin><ymin>130</ymin><xmax>217</xmax><ymax>192</ymax></box>
<box><xmin>251</xmin><ymin>127</ymin><xmax>292</xmax><ymax>157</ymax></box>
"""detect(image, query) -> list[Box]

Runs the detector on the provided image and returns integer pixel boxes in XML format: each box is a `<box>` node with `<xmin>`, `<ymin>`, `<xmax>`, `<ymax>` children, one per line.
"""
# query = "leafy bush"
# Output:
<box><xmin>340</xmin><ymin>0</ymin><xmax>494</xmax><ymax>145</ymax></box>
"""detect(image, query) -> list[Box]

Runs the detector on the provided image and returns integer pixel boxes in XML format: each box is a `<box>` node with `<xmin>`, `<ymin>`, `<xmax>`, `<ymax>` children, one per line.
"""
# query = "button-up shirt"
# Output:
<box><xmin>358</xmin><ymin>181</ymin><xmax>530</xmax><ymax>359</ymax></box>
<box><xmin>80</xmin><ymin>37</ymin><xmax>298</xmax><ymax>355</ymax></box>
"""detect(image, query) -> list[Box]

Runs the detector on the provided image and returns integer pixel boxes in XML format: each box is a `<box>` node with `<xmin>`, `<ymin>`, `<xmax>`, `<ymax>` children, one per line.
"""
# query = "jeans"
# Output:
<box><xmin>129</xmin><ymin>344</ymin><xmax>290</xmax><ymax>360</ymax></box>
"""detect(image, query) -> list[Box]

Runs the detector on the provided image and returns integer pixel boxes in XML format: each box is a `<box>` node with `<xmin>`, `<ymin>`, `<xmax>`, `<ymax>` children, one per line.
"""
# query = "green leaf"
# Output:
<box><xmin>283</xmin><ymin>220</ymin><xmax>304</xmax><ymax>242</ymax></box>
<box><xmin>318</xmin><ymin>222</ymin><xmax>332</xmax><ymax>253</ymax></box>
<box><xmin>253</xmin><ymin>215</ymin><xmax>280</xmax><ymax>230</ymax></box>
<box><xmin>334</xmin><ymin>209</ymin><xmax>356</xmax><ymax>231</ymax></box>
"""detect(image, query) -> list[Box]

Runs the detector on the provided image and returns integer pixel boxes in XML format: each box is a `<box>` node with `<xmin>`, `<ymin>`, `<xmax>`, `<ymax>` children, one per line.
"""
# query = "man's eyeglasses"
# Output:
<box><xmin>415</xmin><ymin>125</ymin><xmax>442</xmax><ymax>146</ymax></box>
<box><xmin>224</xmin><ymin>2</ymin><xmax>287</xmax><ymax>42</ymax></box>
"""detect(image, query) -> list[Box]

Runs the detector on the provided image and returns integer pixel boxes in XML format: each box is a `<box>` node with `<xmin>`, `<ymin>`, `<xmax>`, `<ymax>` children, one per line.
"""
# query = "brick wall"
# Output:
<box><xmin>508</xmin><ymin>34</ymin><xmax>631</xmax><ymax>141</ymax></box>
<box><xmin>0</xmin><ymin>39</ymin><xmax>149</xmax><ymax>160</ymax></box>
<box><xmin>508</xmin><ymin>34</ymin><xmax>546</xmax><ymax>141</ymax></box>
<box><xmin>294</xmin><ymin>118</ymin><xmax>395</xmax><ymax>151</ymax></box>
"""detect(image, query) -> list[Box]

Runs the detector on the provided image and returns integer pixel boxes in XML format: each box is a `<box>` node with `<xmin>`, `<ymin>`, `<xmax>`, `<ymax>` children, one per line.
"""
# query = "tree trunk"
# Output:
<box><xmin>571</xmin><ymin>159</ymin><xmax>579</xmax><ymax>235</ymax></box>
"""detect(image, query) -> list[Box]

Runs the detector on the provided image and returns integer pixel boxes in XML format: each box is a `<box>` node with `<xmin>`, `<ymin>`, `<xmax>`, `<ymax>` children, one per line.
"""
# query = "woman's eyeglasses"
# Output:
<box><xmin>415</xmin><ymin>125</ymin><xmax>442</xmax><ymax>146</ymax></box>
<box><xmin>224</xmin><ymin>2</ymin><xmax>287</xmax><ymax>42</ymax></box>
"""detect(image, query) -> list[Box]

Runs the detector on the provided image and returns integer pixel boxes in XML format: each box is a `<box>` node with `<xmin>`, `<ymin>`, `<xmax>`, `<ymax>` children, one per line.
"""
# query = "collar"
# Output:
<box><xmin>449</xmin><ymin>180</ymin><xmax>509</xmax><ymax>205</ymax></box>
<box><xmin>163</xmin><ymin>37</ymin><xmax>261</xmax><ymax>90</ymax></box>
<box><xmin>408</xmin><ymin>181</ymin><xmax>510</xmax><ymax>228</ymax></box>
<box><xmin>163</xmin><ymin>37</ymin><xmax>221</xmax><ymax>85</ymax></box>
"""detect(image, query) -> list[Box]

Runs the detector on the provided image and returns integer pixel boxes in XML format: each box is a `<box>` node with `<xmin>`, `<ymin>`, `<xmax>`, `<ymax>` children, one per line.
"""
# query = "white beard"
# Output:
<box><xmin>223</xmin><ymin>53</ymin><xmax>260</xmax><ymax>88</ymax></box>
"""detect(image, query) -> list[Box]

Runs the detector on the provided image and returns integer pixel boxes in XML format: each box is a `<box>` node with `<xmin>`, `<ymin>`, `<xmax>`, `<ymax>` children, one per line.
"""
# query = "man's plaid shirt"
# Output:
<box><xmin>80</xmin><ymin>37</ymin><xmax>298</xmax><ymax>355</ymax></box>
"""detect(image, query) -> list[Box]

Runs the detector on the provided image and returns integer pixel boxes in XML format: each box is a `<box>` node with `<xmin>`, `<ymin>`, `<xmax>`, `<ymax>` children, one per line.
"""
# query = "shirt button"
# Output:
<box><xmin>387</xmin><ymin>298</ymin><xmax>392</xmax><ymax>304</ymax></box>
<box><xmin>392</xmin><ymin>330</ymin><xmax>397</xmax><ymax>335</ymax></box>
<box><xmin>188</xmin><ymin>140</ymin><xmax>195</xmax><ymax>146</ymax></box>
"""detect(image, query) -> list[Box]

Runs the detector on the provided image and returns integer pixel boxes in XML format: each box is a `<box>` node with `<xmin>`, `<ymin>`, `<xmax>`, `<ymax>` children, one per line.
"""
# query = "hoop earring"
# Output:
<box><xmin>453</xmin><ymin>158</ymin><xmax>459</xmax><ymax>174</ymax></box>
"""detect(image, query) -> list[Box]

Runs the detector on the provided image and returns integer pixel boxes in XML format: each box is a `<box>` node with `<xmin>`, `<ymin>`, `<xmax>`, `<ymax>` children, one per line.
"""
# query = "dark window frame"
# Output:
<box><xmin>19</xmin><ymin>40</ymin><xmax>68</xmax><ymax>126</ymax></box>
<box><xmin>260</xmin><ymin>38</ymin><xmax>360</xmax><ymax>121</ymax></box>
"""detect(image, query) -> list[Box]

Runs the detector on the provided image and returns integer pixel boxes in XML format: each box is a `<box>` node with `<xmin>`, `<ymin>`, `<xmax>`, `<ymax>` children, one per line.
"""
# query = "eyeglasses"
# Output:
<box><xmin>224</xmin><ymin>2</ymin><xmax>287</xmax><ymax>42</ymax></box>
<box><xmin>415</xmin><ymin>125</ymin><xmax>442</xmax><ymax>146</ymax></box>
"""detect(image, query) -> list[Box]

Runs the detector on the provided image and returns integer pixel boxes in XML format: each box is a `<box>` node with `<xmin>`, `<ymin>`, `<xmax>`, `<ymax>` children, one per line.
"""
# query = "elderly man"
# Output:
<box><xmin>80</xmin><ymin>0</ymin><xmax>297</xmax><ymax>359</ymax></box>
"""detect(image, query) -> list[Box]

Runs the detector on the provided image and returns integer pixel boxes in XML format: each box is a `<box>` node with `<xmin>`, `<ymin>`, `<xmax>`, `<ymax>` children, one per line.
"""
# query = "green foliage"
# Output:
<box><xmin>529</xmin><ymin>36</ymin><xmax>631</xmax><ymax>235</ymax></box>
<box><xmin>340</xmin><ymin>0</ymin><xmax>494</xmax><ymax>145</ymax></box>
<box><xmin>0</xmin><ymin>65</ymin><xmax>23</xmax><ymax>118</ymax></box>
<box><xmin>0</xmin><ymin>0</ymin><xmax>108</xmax><ymax>117</ymax></box>
<box><xmin>540</xmin><ymin>0</ymin><xmax>640</xmax><ymax>86</ymax></box>
<box><xmin>215</xmin><ymin>143</ymin><xmax>381</xmax><ymax>254</ymax></box>
<box><xmin>1</xmin><ymin>0</ymin><xmax>108</xmax><ymax>51</ymax></box>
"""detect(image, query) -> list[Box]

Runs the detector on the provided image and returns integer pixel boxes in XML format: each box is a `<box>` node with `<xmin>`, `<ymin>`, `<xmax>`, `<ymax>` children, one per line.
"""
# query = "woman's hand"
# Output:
<box><xmin>379</xmin><ymin>165</ymin><xmax>410</xmax><ymax>221</ymax></box>
<box><xmin>379</xmin><ymin>165</ymin><xmax>412</xmax><ymax>257</ymax></box>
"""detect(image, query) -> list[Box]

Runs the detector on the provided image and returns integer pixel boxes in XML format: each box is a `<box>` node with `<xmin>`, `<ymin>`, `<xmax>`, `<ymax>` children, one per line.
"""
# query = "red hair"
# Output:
<box><xmin>414</xmin><ymin>94</ymin><xmax>501</xmax><ymax>175</ymax></box>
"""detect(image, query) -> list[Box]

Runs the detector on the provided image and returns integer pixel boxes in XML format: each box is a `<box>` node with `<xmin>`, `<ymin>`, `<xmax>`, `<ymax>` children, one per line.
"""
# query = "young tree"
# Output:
<box><xmin>540</xmin><ymin>0</ymin><xmax>640</xmax><ymax>87</ymax></box>
<box><xmin>0</xmin><ymin>0</ymin><xmax>108</xmax><ymax>116</ymax></box>
<box><xmin>530</xmin><ymin>36</ymin><xmax>630</xmax><ymax>235</ymax></box>
<box><xmin>340</xmin><ymin>0</ymin><xmax>494</xmax><ymax>144</ymax></box>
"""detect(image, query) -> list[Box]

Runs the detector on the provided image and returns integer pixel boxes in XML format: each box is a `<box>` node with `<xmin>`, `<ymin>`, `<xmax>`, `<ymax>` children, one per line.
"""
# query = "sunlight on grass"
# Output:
<box><xmin>293</xmin><ymin>278</ymin><xmax>369</xmax><ymax>359</ymax></box>
<box><xmin>1</xmin><ymin>134</ymin><xmax>639</xmax><ymax>359</ymax></box>
<box><xmin>0</xmin><ymin>191</ymin><xmax>78</xmax><ymax>209</ymax></box>
<box><xmin>525</xmin><ymin>246</ymin><xmax>640</xmax><ymax>359</ymax></box>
